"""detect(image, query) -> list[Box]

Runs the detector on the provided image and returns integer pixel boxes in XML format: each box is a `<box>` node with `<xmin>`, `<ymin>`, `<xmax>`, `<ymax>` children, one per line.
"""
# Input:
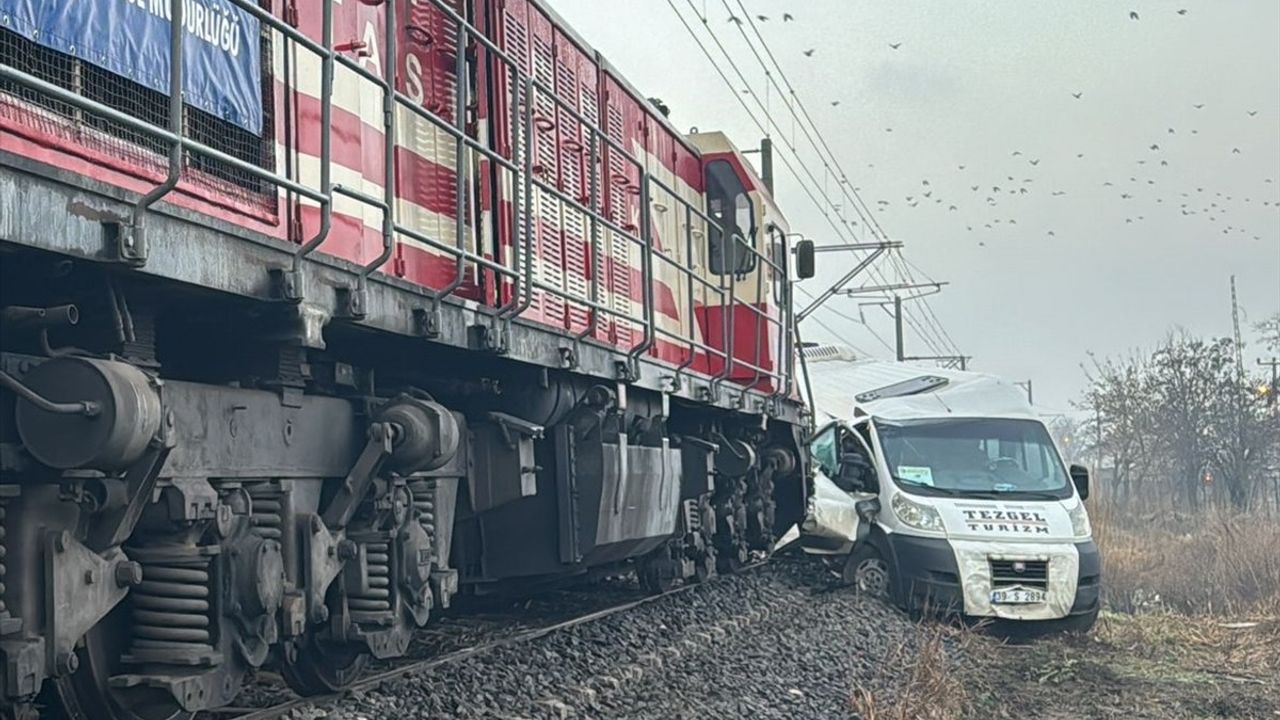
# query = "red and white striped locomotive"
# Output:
<box><xmin>0</xmin><ymin>1</ymin><xmax>812</xmax><ymax>717</ymax></box>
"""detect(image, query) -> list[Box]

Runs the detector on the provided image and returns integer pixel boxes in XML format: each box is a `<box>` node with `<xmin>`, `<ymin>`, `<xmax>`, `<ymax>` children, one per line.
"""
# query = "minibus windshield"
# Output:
<box><xmin>876</xmin><ymin>418</ymin><xmax>1072</xmax><ymax>500</ymax></box>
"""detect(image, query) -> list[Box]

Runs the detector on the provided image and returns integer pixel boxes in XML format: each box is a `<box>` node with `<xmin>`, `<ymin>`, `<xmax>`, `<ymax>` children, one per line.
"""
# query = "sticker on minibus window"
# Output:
<box><xmin>897</xmin><ymin>465</ymin><xmax>934</xmax><ymax>486</ymax></box>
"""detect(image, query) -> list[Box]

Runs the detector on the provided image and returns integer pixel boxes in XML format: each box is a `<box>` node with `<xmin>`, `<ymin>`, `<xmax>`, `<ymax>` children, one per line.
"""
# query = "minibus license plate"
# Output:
<box><xmin>990</xmin><ymin>588</ymin><xmax>1045</xmax><ymax>604</ymax></box>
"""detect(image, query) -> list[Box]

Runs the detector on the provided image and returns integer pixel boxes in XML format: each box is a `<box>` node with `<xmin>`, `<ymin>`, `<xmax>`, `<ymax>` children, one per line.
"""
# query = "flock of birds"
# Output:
<box><xmin>721</xmin><ymin>6</ymin><xmax>1277</xmax><ymax>249</ymax></box>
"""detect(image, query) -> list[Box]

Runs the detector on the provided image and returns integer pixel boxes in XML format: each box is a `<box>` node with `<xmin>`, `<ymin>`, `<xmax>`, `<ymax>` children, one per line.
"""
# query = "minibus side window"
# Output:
<box><xmin>812</xmin><ymin>425</ymin><xmax>839</xmax><ymax>478</ymax></box>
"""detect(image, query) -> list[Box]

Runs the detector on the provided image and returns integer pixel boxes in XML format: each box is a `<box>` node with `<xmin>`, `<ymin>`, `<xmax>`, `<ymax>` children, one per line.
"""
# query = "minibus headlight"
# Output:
<box><xmin>890</xmin><ymin>493</ymin><xmax>944</xmax><ymax>533</ymax></box>
<box><xmin>1068</xmin><ymin>501</ymin><xmax>1092</xmax><ymax>539</ymax></box>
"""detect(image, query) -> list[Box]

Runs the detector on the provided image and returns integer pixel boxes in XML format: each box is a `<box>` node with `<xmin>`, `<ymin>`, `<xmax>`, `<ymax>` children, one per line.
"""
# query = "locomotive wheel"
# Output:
<box><xmin>53</xmin><ymin>604</ymin><xmax>191</xmax><ymax>720</ymax></box>
<box><xmin>279</xmin><ymin>635</ymin><xmax>369</xmax><ymax>696</ymax></box>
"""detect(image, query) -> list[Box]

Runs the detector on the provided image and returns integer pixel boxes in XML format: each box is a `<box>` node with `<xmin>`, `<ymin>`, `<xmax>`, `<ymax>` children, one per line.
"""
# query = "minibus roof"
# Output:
<box><xmin>802</xmin><ymin>345</ymin><xmax>1038</xmax><ymax>424</ymax></box>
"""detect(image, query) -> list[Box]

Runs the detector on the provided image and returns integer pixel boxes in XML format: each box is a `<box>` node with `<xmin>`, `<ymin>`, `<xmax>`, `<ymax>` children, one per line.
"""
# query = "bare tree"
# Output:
<box><xmin>1080</xmin><ymin>331</ymin><xmax>1279</xmax><ymax>512</ymax></box>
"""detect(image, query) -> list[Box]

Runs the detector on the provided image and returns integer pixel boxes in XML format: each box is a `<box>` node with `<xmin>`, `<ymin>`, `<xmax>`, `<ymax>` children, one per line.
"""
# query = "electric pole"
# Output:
<box><xmin>1015</xmin><ymin>379</ymin><xmax>1034</xmax><ymax>405</ymax></box>
<box><xmin>882</xmin><ymin>292</ymin><xmax>969</xmax><ymax>369</ymax></box>
<box><xmin>1260</xmin><ymin>357</ymin><xmax>1279</xmax><ymax>406</ymax></box>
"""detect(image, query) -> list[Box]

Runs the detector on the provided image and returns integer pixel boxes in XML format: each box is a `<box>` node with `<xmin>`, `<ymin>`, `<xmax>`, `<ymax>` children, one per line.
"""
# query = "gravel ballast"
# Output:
<box><xmin>298</xmin><ymin>554</ymin><xmax>952</xmax><ymax>720</ymax></box>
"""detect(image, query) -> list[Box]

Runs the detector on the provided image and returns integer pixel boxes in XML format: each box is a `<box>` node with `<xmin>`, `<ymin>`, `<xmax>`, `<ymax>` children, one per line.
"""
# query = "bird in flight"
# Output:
<box><xmin>958</xmin><ymin>165</ymin><xmax>966</xmax><ymax>170</ymax></box>
<box><xmin>1030</xmin><ymin>159</ymin><xmax>1040</xmax><ymax>166</ymax></box>
<box><xmin>949</xmin><ymin>205</ymin><xmax>957</xmax><ymax>211</ymax></box>
<box><xmin>1232</xmin><ymin>147</ymin><xmax>1241</xmax><ymax>154</ymax></box>
<box><xmin>1129</xmin><ymin>10</ymin><xmax>1140</xmax><ymax>20</ymax></box>
<box><xmin>1168</xmin><ymin>128</ymin><xmax>1175</xmax><ymax>134</ymax></box>
<box><xmin>1248</xmin><ymin>110</ymin><xmax>1259</xmax><ymax>116</ymax></box>
<box><xmin>783</xmin><ymin>13</ymin><xmax>795</xmax><ymax>22</ymax></box>
<box><xmin>884</xmin><ymin>127</ymin><xmax>893</xmax><ymax>132</ymax></box>
<box><xmin>831</xmin><ymin>100</ymin><xmax>841</xmax><ymax>106</ymax></box>
<box><xmin>728</xmin><ymin>15</ymin><xmax>743</xmax><ymax>25</ymax></box>
<box><xmin>1193</xmin><ymin>103</ymin><xmax>1205</xmax><ymax>109</ymax></box>
<box><xmin>1161</xmin><ymin>160</ymin><xmax>1169</xmax><ymax>166</ymax></box>
<box><xmin>1048</xmin><ymin>230</ymin><xmax>1056</xmax><ymax>237</ymax></box>
<box><xmin>1177</xmin><ymin>9</ymin><xmax>1188</xmax><ymax>15</ymax></box>
<box><xmin>756</xmin><ymin>15</ymin><xmax>769</xmax><ymax>22</ymax></box>
<box><xmin>1149</xmin><ymin>144</ymin><xmax>1160</xmax><ymax>151</ymax></box>
<box><xmin>1077</xmin><ymin>153</ymin><xmax>1085</xmax><ymax>158</ymax></box>
<box><xmin>1072</xmin><ymin>92</ymin><xmax>1083</xmax><ymax>99</ymax></box>
<box><xmin>1052</xmin><ymin>191</ymin><xmax>1066</xmax><ymax>196</ymax></box>
<box><xmin>889</xmin><ymin>42</ymin><xmax>903</xmax><ymax>50</ymax></box>
<box><xmin>971</xmin><ymin>185</ymin><xmax>980</xmax><ymax>191</ymax></box>
<box><xmin>1121</xmin><ymin>193</ymin><xmax>1132</xmax><ymax>199</ymax></box>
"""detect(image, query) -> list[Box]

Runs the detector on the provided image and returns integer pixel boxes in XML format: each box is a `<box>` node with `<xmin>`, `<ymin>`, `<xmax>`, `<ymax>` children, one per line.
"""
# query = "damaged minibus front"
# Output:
<box><xmin>798</xmin><ymin>347</ymin><xmax>1100</xmax><ymax>633</ymax></box>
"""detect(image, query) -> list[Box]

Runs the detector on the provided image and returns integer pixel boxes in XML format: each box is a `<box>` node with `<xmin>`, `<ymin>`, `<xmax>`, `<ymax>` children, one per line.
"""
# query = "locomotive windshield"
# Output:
<box><xmin>706</xmin><ymin>159</ymin><xmax>756</xmax><ymax>274</ymax></box>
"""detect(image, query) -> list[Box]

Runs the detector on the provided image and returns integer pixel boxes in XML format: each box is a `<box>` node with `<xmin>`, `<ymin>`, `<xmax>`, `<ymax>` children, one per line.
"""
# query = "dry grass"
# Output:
<box><xmin>1094</xmin><ymin>611</ymin><xmax>1280</xmax><ymax>682</ymax></box>
<box><xmin>1092</xmin><ymin>503</ymin><xmax>1280</xmax><ymax>617</ymax></box>
<box><xmin>849</xmin><ymin>623</ymin><xmax>982</xmax><ymax>720</ymax></box>
<box><xmin>848</xmin><ymin>505</ymin><xmax>1280</xmax><ymax>719</ymax></box>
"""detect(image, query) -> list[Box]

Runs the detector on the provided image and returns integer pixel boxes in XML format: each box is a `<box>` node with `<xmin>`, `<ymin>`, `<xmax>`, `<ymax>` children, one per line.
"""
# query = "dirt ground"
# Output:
<box><xmin>962</xmin><ymin>613</ymin><xmax>1280</xmax><ymax>720</ymax></box>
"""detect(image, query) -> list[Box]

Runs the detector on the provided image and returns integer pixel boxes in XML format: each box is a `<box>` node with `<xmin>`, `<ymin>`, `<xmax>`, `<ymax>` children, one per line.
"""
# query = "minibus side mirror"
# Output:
<box><xmin>794</xmin><ymin>239</ymin><xmax>815</xmax><ymax>280</ymax></box>
<box><xmin>1069</xmin><ymin>464</ymin><xmax>1090</xmax><ymax>500</ymax></box>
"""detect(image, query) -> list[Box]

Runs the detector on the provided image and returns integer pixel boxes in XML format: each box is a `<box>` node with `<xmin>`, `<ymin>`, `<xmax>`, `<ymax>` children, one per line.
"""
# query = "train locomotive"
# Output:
<box><xmin>0</xmin><ymin>0</ymin><xmax>815</xmax><ymax>717</ymax></box>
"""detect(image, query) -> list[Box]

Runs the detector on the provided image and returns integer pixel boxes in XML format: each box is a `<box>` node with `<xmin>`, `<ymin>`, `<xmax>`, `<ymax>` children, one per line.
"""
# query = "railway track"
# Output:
<box><xmin>204</xmin><ymin>561</ymin><xmax>770</xmax><ymax>720</ymax></box>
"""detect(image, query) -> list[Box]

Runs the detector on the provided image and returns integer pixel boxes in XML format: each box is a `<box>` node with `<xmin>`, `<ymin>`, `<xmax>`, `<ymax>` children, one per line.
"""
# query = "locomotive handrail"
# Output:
<box><xmin>128</xmin><ymin>0</ymin><xmax>184</xmax><ymax>264</ymax></box>
<box><xmin>349</xmin><ymin>0</ymin><xmax>400</xmax><ymax>301</ymax></box>
<box><xmin>0</xmin><ymin>0</ymin><xmax>798</xmax><ymax>407</ymax></box>
<box><xmin>291</xmin><ymin>0</ymin><xmax>336</xmax><ymax>276</ymax></box>
<box><xmin>0</xmin><ymin>66</ymin><xmax>328</xmax><ymax>204</ymax></box>
<box><xmin>433</xmin><ymin>20</ymin><xmax>475</xmax><ymax>304</ymax></box>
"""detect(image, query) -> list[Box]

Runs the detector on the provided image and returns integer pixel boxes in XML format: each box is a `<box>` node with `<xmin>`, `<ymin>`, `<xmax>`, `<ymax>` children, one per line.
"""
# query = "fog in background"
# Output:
<box><xmin>552</xmin><ymin>0</ymin><xmax>1280</xmax><ymax>412</ymax></box>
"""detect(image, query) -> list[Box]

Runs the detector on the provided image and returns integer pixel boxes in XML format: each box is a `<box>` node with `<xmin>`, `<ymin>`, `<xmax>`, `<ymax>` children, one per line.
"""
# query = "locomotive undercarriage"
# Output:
<box><xmin>0</xmin><ymin>258</ymin><xmax>803</xmax><ymax>720</ymax></box>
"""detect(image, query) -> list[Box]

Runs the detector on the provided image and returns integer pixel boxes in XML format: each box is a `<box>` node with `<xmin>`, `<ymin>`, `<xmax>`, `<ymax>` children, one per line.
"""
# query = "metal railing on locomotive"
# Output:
<box><xmin>0</xmin><ymin>0</ymin><xmax>798</xmax><ymax>406</ymax></box>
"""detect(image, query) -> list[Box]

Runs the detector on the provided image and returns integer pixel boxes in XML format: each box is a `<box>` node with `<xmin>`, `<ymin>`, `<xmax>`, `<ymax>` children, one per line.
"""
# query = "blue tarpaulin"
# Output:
<box><xmin>0</xmin><ymin>0</ymin><xmax>263</xmax><ymax>135</ymax></box>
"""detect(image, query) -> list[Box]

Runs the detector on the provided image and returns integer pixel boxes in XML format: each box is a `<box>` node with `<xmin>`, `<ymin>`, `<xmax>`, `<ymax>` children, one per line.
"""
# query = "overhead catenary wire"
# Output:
<box><xmin>723</xmin><ymin>2</ymin><xmax>960</xmax><ymax>357</ymax></box>
<box><xmin>697</xmin><ymin>1</ymin><xmax>959</xmax><ymax>357</ymax></box>
<box><xmin>666</xmin><ymin>1</ymin><xmax>942</xmax><ymax>355</ymax></box>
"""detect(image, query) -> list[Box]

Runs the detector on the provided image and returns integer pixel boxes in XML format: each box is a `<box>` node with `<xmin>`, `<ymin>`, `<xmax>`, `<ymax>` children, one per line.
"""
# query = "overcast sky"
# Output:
<box><xmin>551</xmin><ymin>0</ymin><xmax>1280</xmax><ymax>412</ymax></box>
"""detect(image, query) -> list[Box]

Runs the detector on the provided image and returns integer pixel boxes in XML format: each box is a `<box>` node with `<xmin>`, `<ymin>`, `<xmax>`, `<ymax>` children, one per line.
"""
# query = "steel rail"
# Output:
<box><xmin>220</xmin><ymin>561</ymin><xmax>770</xmax><ymax>720</ymax></box>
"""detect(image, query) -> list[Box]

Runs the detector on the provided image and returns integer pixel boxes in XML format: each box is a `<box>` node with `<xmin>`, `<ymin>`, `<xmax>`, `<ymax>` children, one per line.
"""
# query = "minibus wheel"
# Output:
<box><xmin>843</xmin><ymin>544</ymin><xmax>891</xmax><ymax>599</ymax></box>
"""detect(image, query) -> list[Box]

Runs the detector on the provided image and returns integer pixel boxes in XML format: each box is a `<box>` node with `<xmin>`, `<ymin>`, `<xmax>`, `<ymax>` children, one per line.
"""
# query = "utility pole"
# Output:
<box><xmin>741</xmin><ymin>138</ymin><xmax>774</xmax><ymax>195</ymax></box>
<box><xmin>1230</xmin><ymin>276</ymin><xmax>1245</xmax><ymax>383</ymax></box>
<box><xmin>879</xmin><ymin>291</ymin><xmax>969</xmax><ymax>369</ymax></box>
<box><xmin>1260</xmin><ymin>357</ymin><xmax>1280</xmax><ymax>406</ymax></box>
<box><xmin>894</xmin><ymin>295</ymin><xmax>904</xmax><ymax>361</ymax></box>
<box><xmin>1015</xmin><ymin>379</ymin><xmax>1034</xmax><ymax>405</ymax></box>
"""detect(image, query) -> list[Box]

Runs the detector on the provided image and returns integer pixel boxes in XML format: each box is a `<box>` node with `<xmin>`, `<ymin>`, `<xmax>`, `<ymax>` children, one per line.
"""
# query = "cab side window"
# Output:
<box><xmin>812</xmin><ymin>423</ymin><xmax>879</xmax><ymax>493</ymax></box>
<box><xmin>812</xmin><ymin>424</ymin><xmax>840</xmax><ymax>478</ymax></box>
<box><xmin>706</xmin><ymin>159</ymin><xmax>756</xmax><ymax>275</ymax></box>
<box><xmin>840</xmin><ymin>426</ymin><xmax>878</xmax><ymax>493</ymax></box>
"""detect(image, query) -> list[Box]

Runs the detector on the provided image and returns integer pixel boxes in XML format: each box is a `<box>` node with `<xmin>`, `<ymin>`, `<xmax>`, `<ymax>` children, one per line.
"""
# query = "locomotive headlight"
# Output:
<box><xmin>1068</xmin><ymin>501</ymin><xmax>1092</xmax><ymax>540</ymax></box>
<box><xmin>890</xmin><ymin>493</ymin><xmax>944</xmax><ymax>533</ymax></box>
